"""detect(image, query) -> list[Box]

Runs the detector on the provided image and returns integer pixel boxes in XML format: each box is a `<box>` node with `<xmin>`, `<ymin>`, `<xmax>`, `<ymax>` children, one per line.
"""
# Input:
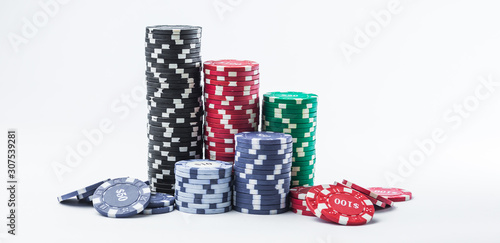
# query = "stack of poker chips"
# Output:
<box><xmin>233</xmin><ymin>132</ymin><xmax>292</xmax><ymax>215</ymax></box>
<box><xmin>203</xmin><ymin>60</ymin><xmax>260</xmax><ymax>162</ymax></box>
<box><xmin>145</xmin><ymin>25</ymin><xmax>204</xmax><ymax>194</ymax></box>
<box><xmin>174</xmin><ymin>159</ymin><xmax>233</xmax><ymax>214</ymax></box>
<box><xmin>262</xmin><ymin>92</ymin><xmax>318</xmax><ymax>187</ymax></box>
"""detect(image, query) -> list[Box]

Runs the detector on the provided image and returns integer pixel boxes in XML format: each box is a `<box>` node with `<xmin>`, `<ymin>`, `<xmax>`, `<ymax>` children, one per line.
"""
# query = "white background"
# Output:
<box><xmin>1</xmin><ymin>0</ymin><xmax>500</xmax><ymax>242</ymax></box>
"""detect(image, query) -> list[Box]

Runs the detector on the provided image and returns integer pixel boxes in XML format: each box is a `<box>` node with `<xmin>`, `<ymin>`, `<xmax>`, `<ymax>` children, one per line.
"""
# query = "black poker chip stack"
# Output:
<box><xmin>145</xmin><ymin>25</ymin><xmax>204</xmax><ymax>194</ymax></box>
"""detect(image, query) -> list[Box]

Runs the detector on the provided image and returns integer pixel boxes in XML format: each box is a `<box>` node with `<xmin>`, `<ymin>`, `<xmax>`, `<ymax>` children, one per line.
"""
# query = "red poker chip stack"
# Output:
<box><xmin>203</xmin><ymin>60</ymin><xmax>260</xmax><ymax>162</ymax></box>
<box><xmin>289</xmin><ymin>186</ymin><xmax>315</xmax><ymax>216</ymax></box>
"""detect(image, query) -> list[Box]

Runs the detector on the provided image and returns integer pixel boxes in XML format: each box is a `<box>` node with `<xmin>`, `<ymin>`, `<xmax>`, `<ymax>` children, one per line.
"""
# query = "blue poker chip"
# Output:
<box><xmin>140</xmin><ymin>205</ymin><xmax>175</xmax><ymax>215</ymax></box>
<box><xmin>235</xmin><ymin>156</ymin><xmax>292</xmax><ymax>166</ymax></box>
<box><xmin>174</xmin><ymin>175</ymin><xmax>232</xmax><ymax>185</ymax></box>
<box><xmin>148</xmin><ymin>193</ymin><xmax>175</xmax><ymax>207</ymax></box>
<box><xmin>234</xmin><ymin>162</ymin><xmax>292</xmax><ymax>171</ymax></box>
<box><xmin>235</xmin><ymin>177</ymin><xmax>291</xmax><ymax>185</ymax></box>
<box><xmin>175</xmin><ymin>170</ymin><xmax>231</xmax><ymax>180</ymax></box>
<box><xmin>234</xmin><ymin>182</ymin><xmax>290</xmax><ymax>190</ymax></box>
<box><xmin>233</xmin><ymin>195</ymin><xmax>289</xmax><ymax>205</ymax></box>
<box><xmin>233</xmin><ymin>166</ymin><xmax>291</xmax><ymax>175</ymax></box>
<box><xmin>235</xmin><ymin>132</ymin><xmax>293</xmax><ymax>145</ymax></box>
<box><xmin>175</xmin><ymin>195</ymin><xmax>231</xmax><ymax>204</ymax></box>
<box><xmin>175</xmin><ymin>185</ymin><xmax>231</xmax><ymax>194</ymax></box>
<box><xmin>233</xmin><ymin>201</ymin><xmax>289</xmax><ymax>211</ymax></box>
<box><xmin>176</xmin><ymin>205</ymin><xmax>232</xmax><ymax>214</ymax></box>
<box><xmin>235</xmin><ymin>147</ymin><xmax>293</xmax><ymax>155</ymax></box>
<box><xmin>92</xmin><ymin>177</ymin><xmax>151</xmax><ymax>218</ymax></box>
<box><xmin>175</xmin><ymin>159</ymin><xmax>232</xmax><ymax>176</ymax></box>
<box><xmin>175</xmin><ymin>200</ymin><xmax>231</xmax><ymax>209</ymax></box>
<box><xmin>233</xmin><ymin>205</ymin><xmax>289</xmax><ymax>215</ymax></box>
<box><xmin>176</xmin><ymin>181</ymin><xmax>231</xmax><ymax>190</ymax></box>
<box><xmin>234</xmin><ymin>186</ymin><xmax>289</xmax><ymax>195</ymax></box>
<box><xmin>57</xmin><ymin>179</ymin><xmax>110</xmax><ymax>202</ymax></box>
<box><xmin>175</xmin><ymin>190</ymin><xmax>231</xmax><ymax>199</ymax></box>
<box><xmin>236</xmin><ymin>172</ymin><xmax>290</xmax><ymax>180</ymax></box>
<box><xmin>236</xmin><ymin>151</ymin><xmax>291</xmax><ymax>160</ymax></box>
<box><xmin>236</xmin><ymin>142</ymin><xmax>293</xmax><ymax>150</ymax></box>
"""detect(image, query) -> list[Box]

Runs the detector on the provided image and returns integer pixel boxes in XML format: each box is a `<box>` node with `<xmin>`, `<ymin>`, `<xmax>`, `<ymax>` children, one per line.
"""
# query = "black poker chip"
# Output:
<box><xmin>145</xmin><ymin>42</ymin><xmax>201</xmax><ymax>50</ymax></box>
<box><xmin>150</xmin><ymin>181</ymin><xmax>176</xmax><ymax>189</ymax></box>
<box><xmin>145</xmin><ymin>66</ymin><xmax>202</xmax><ymax>74</ymax></box>
<box><xmin>147</xmin><ymin>109</ymin><xmax>203</xmax><ymax>118</ymax></box>
<box><xmin>148</xmin><ymin>162</ymin><xmax>175</xmax><ymax>171</ymax></box>
<box><xmin>148</xmin><ymin>177</ymin><xmax>177</xmax><ymax>185</ymax></box>
<box><xmin>148</xmin><ymin>115</ymin><xmax>203</xmax><ymax>123</ymax></box>
<box><xmin>147</xmin><ymin>124</ymin><xmax>200</xmax><ymax>133</ymax></box>
<box><xmin>147</xmin><ymin>133</ymin><xmax>202</xmax><ymax>142</ymax></box>
<box><xmin>147</xmin><ymin>105</ymin><xmax>202</xmax><ymax>113</ymax></box>
<box><xmin>145</xmin><ymin>47</ymin><xmax>201</xmax><ymax>54</ymax></box>
<box><xmin>147</xmin><ymin>130</ymin><xmax>202</xmax><ymax>138</ymax></box>
<box><xmin>146</xmin><ymin>81</ymin><xmax>201</xmax><ymax>89</ymax></box>
<box><xmin>149</xmin><ymin>167</ymin><xmax>175</xmax><ymax>175</ymax></box>
<box><xmin>147</xmin><ymin>96</ymin><xmax>201</xmax><ymax>104</ymax></box>
<box><xmin>148</xmin><ymin>144</ymin><xmax>203</xmax><ymax>153</ymax></box>
<box><xmin>146</xmin><ymin>25</ymin><xmax>202</xmax><ymax>35</ymax></box>
<box><xmin>148</xmin><ymin>101</ymin><xmax>201</xmax><ymax>109</ymax></box>
<box><xmin>145</xmin><ymin>38</ymin><xmax>201</xmax><ymax>45</ymax></box>
<box><xmin>147</xmin><ymin>92</ymin><xmax>203</xmax><ymax>100</ymax></box>
<box><xmin>146</xmin><ymin>32</ymin><xmax>201</xmax><ymax>39</ymax></box>
<box><xmin>146</xmin><ymin>61</ymin><xmax>201</xmax><ymax>69</ymax></box>
<box><xmin>146</xmin><ymin>86</ymin><xmax>202</xmax><ymax>94</ymax></box>
<box><xmin>148</xmin><ymin>153</ymin><xmax>201</xmax><ymax>162</ymax></box>
<box><xmin>145</xmin><ymin>52</ymin><xmax>201</xmax><ymax>59</ymax></box>
<box><xmin>145</xmin><ymin>70</ymin><xmax>201</xmax><ymax>78</ymax></box>
<box><xmin>148</xmin><ymin>138</ymin><xmax>202</xmax><ymax>147</ymax></box>
<box><xmin>147</xmin><ymin>120</ymin><xmax>202</xmax><ymax>128</ymax></box>
<box><xmin>145</xmin><ymin>56</ymin><xmax>202</xmax><ymax>64</ymax></box>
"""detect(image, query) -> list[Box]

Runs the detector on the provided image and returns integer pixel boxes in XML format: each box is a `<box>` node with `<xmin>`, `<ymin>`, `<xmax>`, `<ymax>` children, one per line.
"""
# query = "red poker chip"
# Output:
<box><xmin>290</xmin><ymin>197</ymin><xmax>308</xmax><ymax>206</ymax></box>
<box><xmin>204</xmin><ymin>74</ymin><xmax>259</xmax><ymax>81</ymax></box>
<box><xmin>206</xmin><ymin>154</ymin><xmax>234</xmax><ymax>162</ymax></box>
<box><xmin>205</xmin><ymin>97</ymin><xmax>259</xmax><ymax>106</ymax></box>
<box><xmin>204</xmin><ymin>83</ymin><xmax>259</xmax><ymax>92</ymax></box>
<box><xmin>204</xmin><ymin>131</ymin><xmax>236</xmax><ymax>139</ymax></box>
<box><xmin>291</xmin><ymin>208</ymin><xmax>315</xmax><ymax>217</ymax></box>
<box><xmin>204</xmin><ymin>88</ymin><xmax>259</xmax><ymax>97</ymax></box>
<box><xmin>205</xmin><ymin>103</ymin><xmax>258</xmax><ymax>111</ymax></box>
<box><xmin>205</xmin><ymin>112</ymin><xmax>258</xmax><ymax>120</ymax></box>
<box><xmin>204</xmin><ymin>69</ymin><xmax>259</xmax><ymax>77</ymax></box>
<box><xmin>342</xmin><ymin>180</ymin><xmax>394</xmax><ymax>207</ymax></box>
<box><xmin>205</xmin><ymin>107</ymin><xmax>258</xmax><ymax>116</ymax></box>
<box><xmin>205</xmin><ymin>149</ymin><xmax>235</xmax><ymax>158</ymax></box>
<box><xmin>205</xmin><ymin>79</ymin><xmax>259</xmax><ymax>87</ymax></box>
<box><xmin>205</xmin><ymin>116</ymin><xmax>258</xmax><ymax>125</ymax></box>
<box><xmin>203</xmin><ymin>60</ymin><xmax>259</xmax><ymax>72</ymax></box>
<box><xmin>367</xmin><ymin>187</ymin><xmax>412</xmax><ymax>202</ymax></box>
<box><xmin>204</xmin><ymin>121</ymin><xmax>257</xmax><ymax>130</ymax></box>
<box><xmin>204</xmin><ymin>140</ymin><xmax>235</xmax><ymax>148</ymax></box>
<box><xmin>305</xmin><ymin>184</ymin><xmax>375</xmax><ymax>226</ymax></box>
<box><xmin>205</xmin><ymin>93</ymin><xmax>259</xmax><ymax>102</ymax></box>
<box><xmin>204</xmin><ymin>144</ymin><xmax>234</xmax><ymax>153</ymax></box>
<box><xmin>291</xmin><ymin>203</ymin><xmax>310</xmax><ymax>211</ymax></box>
<box><xmin>290</xmin><ymin>186</ymin><xmax>313</xmax><ymax>200</ymax></box>
<box><xmin>204</xmin><ymin>136</ymin><xmax>235</xmax><ymax>144</ymax></box>
<box><xmin>205</xmin><ymin>126</ymin><xmax>256</xmax><ymax>134</ymax></box>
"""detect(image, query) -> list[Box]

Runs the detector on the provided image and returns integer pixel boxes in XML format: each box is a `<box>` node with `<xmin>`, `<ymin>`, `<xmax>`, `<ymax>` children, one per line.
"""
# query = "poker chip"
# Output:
<box><xmin>341</xmin><ymin>180</ymin><xmax>395</xmax><ymax>207</ymax></box>
<box><xmin>174</xmin><ymin>159</ymin><xmax>233</xmax><ymax>214</ymax></box>
<box><xmin>205</xmin><ymin>97</ymin><xmax>259</xmax><ymax>106</ymax></box>
<box><xmin>233</xmin><ymin>201</ymin><xmax>288</xmax><ymax>211</ymax></box>
<box><xmin>144</xmin><ymin>25</ymin><xmax>204</xmax><ymax>193</ymax></box>
<box><xmin>203</xmin><ymin>60</ymin><xmax>259</xmax><ymax>71</ymax></box>
<box><xmin>291</xmin><ymin>208</ymin><xmax>315</xmax><ymax>216</ymax></box>
<box><xmin>305</xmin><ymin>184</ymin><xmax>374</xmax><ymax>225</ymax></box>
<box><xmin>148</xmin><ymin>193</ymin><xmax>175</xmax><ymax>207</ymax></box>
<box><xmin>262</xmin><ymin>92</ymin><xmax>318</xmax><ymax>187</ymax></box>
<box><xmin>57</xmin><ymin>179</ymin><xmax>110</xmax><ymax>202</ymax></box>
<box><xmin>140</xmin><ymin>205</ymin><xmax>175</xmax><ymax>215</ymax></box>
<box><xmin>204</xmin><ymin>74</ymin><xmax>260</xmax><ymax>81</ymax></box>
<box><xmin>290</xmin><ymin>186</ymin><xmax>313</xmax><ymax>200</ymax></box>
<box><xmin>205</xmin><ymin>79</ymin><xmax>260</xmax><ymax>87</ymax></box>
<box><xmin>204</xmin><ymin>83</ymin><xmax>259</xmax><ymax>92</ymax></box>
<box><xmin>92</xmin><ymin>177</ymin><xmax>151</xmax><ymax>218</ymax></box>
<box><xmin>233</xmin><ymin>206</ymin><xmax>288</xmax><ymax>215</ymax></box>
<box><xmin>235</xmin><ymin>156</ymin><xmax>292</xmax><ymax>166</ymax></box>
<box><xmin>367</xmin><ymin>187</ymin><xmax>412</xmax><ymax>202</ymax></box>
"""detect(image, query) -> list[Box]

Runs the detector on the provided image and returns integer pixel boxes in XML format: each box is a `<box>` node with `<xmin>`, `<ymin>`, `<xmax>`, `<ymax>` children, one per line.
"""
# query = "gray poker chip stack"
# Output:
<box><xmin>145</xmin><ymin>25</ymin><xmax>204</xmax><ymax>194</ymax></box>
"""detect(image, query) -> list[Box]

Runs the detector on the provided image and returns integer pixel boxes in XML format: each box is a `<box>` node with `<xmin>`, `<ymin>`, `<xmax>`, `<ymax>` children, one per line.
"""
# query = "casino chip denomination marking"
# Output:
<box><xmin>174</xmin><ymin>159</ymin><xmax>233</xmax><ymax>214</ymax></box>
<box><xmin>233</xmin><ymin>132</ymin><xmax>292</xmax><ymax>215</ymax></box>
<box><xmin>203</xmin><ymin>59</ymin><xmax>260</xmax><ymax>162</ymax></box>
<box><xmin>145</xmin><ymin>25</ymin><xmax>204</xmax><ymax>194</ymax></box>
<box><xmin>262</xmin><ymin>92</ymin><xmax>318</xmax><ymax>187</ymax></box>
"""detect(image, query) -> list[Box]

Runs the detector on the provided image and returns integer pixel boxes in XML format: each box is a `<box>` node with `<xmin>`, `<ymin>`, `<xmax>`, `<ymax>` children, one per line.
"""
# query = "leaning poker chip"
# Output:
<box><xmin>204</xmin><ymin>74</ymin><xmax>260</xmax><ymax>81</ymax></box>
<box><xmin>174</xmin><ymin>159</ymin><xmax>232</xmax><ymax>175</ymax></box>
<box><xmin>305</xmin><ymin>184</ymin><xmax>375</xmax><ymax>226</ymax></box>
<box><xmin>203</xmin><ymin>60</ymin><xmax>259</xmax><ymax>71</ymax></box>
<box><xmin>140</xmin><ymin>205</ymin><xmax>175</xmax><ymax>215</ymax></box>
<box><xmin>204</xmin><ymin>83</ymin><xmax>259</xmax><ymax>92</ymax></box>
<box><xmin>57</xmin><ymin>179</ymin><xmax>110</xmax><ymax>202</ymax></box>
<box><xmin>341</xmin><ymin>180</ymin><xmax>395</xmax><ymax>207</ymax></box>
<box><xmin>92</xmin><ymin>178</ymin><xmax>151</xmax><ymax>218</ymax></box>
<box><xmin>263</xmin><ymin>92</ymin><xmax>318</xmax><ymax>105</ymax></box>
<box><xmin>367</xmin><ymin>187</ymin><xmax>412</xmax><ymax>202</ymax></box>
<box><xmin>233</xmin><ymin>206</ymin><xmax>288</xmax><ymax>215</ymax></box>
<box><xmin>235</xmin><ymin>132</ymin><xmax>293</xmax><ymax>145</ymax></box>
<box><xmin>205</xmin><ymin>79</ymin><xmax>260</xmax><ymax>87</ymax></box>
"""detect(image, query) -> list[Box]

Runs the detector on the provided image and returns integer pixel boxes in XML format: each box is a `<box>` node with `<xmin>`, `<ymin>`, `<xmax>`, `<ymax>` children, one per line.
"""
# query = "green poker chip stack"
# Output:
<box><xmin>262</xmin><ymin>92</ymin><xmax>318</xmax><ymax>187</ymax></box>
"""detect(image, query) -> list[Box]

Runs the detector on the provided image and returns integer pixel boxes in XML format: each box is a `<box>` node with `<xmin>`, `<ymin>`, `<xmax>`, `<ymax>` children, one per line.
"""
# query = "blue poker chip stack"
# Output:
<box><xmin>174</xmin><ymin>159</ymin><xmax>233</xmax><ymax>214</ymax></box>
<box><xmin>145</xmin><ymin>25</ymin><xmax>204</xmax><ymax>195</ymax></box>
<box><xmin>233</xmin><ymin>132</ymin><xmax>293</xmax><ymax>215</ymax></box>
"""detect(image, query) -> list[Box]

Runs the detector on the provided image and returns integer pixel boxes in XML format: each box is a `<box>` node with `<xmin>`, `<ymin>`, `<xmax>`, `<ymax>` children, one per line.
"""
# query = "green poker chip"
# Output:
<box><xmin>264</xmin><ymin>121</ymin><xmax>317</xmax><ymax>129</ymax></box>
<box><xmin>293</xmin><ymin>150</ymin><xmax>316</xmax><ymax>158</ymax></box>
<box><xmin>293</xmin><ymin>154</ymin><xmax>316</xmax><ymax>162</ymax></box>
<box><xmin>292</xmin><ymin>140</ymin><xmax>316</xmax><ymax>148</ymax></box>
<box><xmin>263</xmin><ymin>101</ymin><xmax>317</xmax><ymax>109</ymax></box>
<box><xmin>263</xmin><ymin>116</ymin><xmax>317</xmax><ymax>124</ymax></box>
<box><xmin>291</xmin><ymin>164</ymin><xmax>315</xmax><ymax>171</ymax></box>
<box><xmin>292</xmin><ymin>146</ymin><xmax>315</xmax><ymax>153</ymax></box>
<box><xmin>263</xmin><ymin>126</ymin><xmax>316</xmax><ymax>134</ymax></box>
<box><xmin>292</xmin><ymin>136</ymin><xmax>316</xmax><ymax>143</ymax></box>
<box><xmin>291</xmin><ymin>173</ymin><xmax>315</xmax><ymax>180</ymax></box>
<box><xmin>263</xmin><ymin>107</ymin><xmax>318</xmax><ymax>114</ymax></box>
<box><xmin>263</xmin><ymin>92</ymin><xmax>318</xmax><ymax>105</ymax></box>
<box><xmin>263</xmin><ymin>111</ymin><xmax>317</xmax><ymax>119</ymax></box>
<box><xmin>291</xmin><ymin>169</ymin><xmax>315</xmax><ymax>177</ymax></box>
<box><xmin>290</xmin><ymin>178</ymin><xmax>314</xmax><ymax>186</ymax></box>
<box><xmin>292</xmin><ymin>159</ymin><xmax>316</xmax><ymax>166</ymax></box>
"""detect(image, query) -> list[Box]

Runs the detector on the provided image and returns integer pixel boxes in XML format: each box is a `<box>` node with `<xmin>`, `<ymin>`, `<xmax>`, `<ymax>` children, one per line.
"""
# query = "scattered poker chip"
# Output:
<box><xmin>205</xmin><ymin>79</ymin><xmax>260</xmax><ymax>87</ymax></box>
<box><xmin>305</xmin><ymin>184</ymin><xmax>374</xmax><ymax>225</ymax></box>
<box><xmin>235</xmin><ymin>132</ymin><xmax>293</xmax><ymax>145</ymax></box>
<box><xmin>204</xmin><ymin>74</ymin><xmax>260</xmax><ymax>81</ymax></box>
<box><xmin>291</xmin><ymin>208</ymin><xmax>315</xmax><ymax>216</ymax></box>
<box><xmin>176</xmin><ymin>205</ymin><xmax>232</xmax><ymax>214</ymax></box>
<box><xmin>233</xmin><ymin>206</ymin><xmax>289</xmax><ymax>215</ymax></box>
<box><xmin>92</xmin><ymin>178</ymin><xmax>151</xmax><ymax>218</ymax></box>
<box><xmin>140</xmin><ymin>205</ymin><xmax>175</xmax><ymax>215</ymax></box>
<box><xmin>57</xmin><ymin>179</ymin><xmax>110</xmax><ymax>202</ymax></box>
<box><xmin>341</xmin><ymin>180</ymin><xmax>395</xmax><ymax>207</ymax></box>
<box><xmin>175</xmin><ymin>195</ymin><xmax>232</xmax><ymax>204</ymax></box>
<box><xmin>203</xmin><ymin>60</ymin><xmax>259</xmax><ymax>72</ymax></box>
<box><xmin>175</xmin><ymin>200</ymin><xmax>231</xmax><ymax>209</ymax></box>
<box><xmin>367</xmin><ymin>187</ymin><xmax>412</xmax><ymax>202</ymax></box>
<box><xmin>148</xmin><ymin>193</ymin><xmax>175</xmax><ymax>207</ymax></box>
<box><xmin>263</xmin><ymin>92</ymin><xmax>318</xmax><ymax>105</ymax></box>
